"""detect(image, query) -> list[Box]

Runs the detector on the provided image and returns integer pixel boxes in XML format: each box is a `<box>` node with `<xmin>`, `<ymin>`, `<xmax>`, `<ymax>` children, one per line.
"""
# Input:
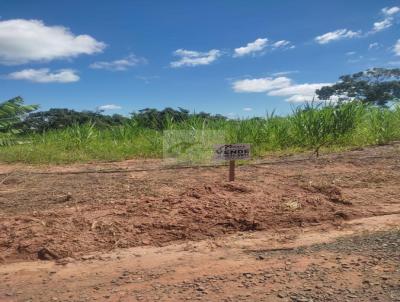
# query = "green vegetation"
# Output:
<box><xmin>0</xmin><ymin>96</ymin><xmax>38</xmax><ymax>146</ymax></box>
<box><xmin>17</xmin><ymin>107</ymin><xmax>226</xmax><ymax>133</ymax></box>
<box><xmin>19</xmin><ymin>108</ymin><xmax>130</xmax><ymax>133</ymax></box>
<box><xmin>2</xmin><ymin>68</ymin><xmax>400</xmax><ymax>164</ymax></box>
<box><xmin>316</xmin><ymin>68</ymin><xmax>400</xmax><ymax>106</ymax></box>
<box><xmin>1</xmin><ymin>101</ymin><xmax>400</xmax><ymax>164</ymax></box>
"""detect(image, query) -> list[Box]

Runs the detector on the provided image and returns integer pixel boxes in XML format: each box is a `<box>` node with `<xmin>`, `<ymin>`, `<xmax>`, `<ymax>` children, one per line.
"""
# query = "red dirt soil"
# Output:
<box><xmin>1</xmin><ymin>144</ymin><xmax>400</xmax><ymax>264</ymax></box>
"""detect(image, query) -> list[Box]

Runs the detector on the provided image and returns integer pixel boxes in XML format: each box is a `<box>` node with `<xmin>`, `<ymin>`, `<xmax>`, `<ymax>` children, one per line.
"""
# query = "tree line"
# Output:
<box><xmin>0</xmin><ymin>100</ymin><xmax>228</xmax><ymax>134</ymax></box>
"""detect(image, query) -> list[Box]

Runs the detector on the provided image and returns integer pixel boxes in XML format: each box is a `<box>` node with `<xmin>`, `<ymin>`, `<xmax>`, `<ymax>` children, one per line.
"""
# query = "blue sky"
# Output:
<box><xmin>0</xmin><ymin>0</ymin><xmax>400</xmax><ymax>117</ymax></box>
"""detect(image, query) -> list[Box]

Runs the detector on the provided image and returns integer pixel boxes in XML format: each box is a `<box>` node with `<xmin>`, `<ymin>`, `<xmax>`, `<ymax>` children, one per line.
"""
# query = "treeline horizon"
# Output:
<box><xmin>15</xmin><ymin>106</ymin><xmax>230</xmax><ymax>133</ymax></box>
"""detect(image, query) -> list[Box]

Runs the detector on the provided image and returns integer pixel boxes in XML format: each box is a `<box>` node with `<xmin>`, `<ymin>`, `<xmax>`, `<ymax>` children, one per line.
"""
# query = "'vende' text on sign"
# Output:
<box><xmin>214</xmin><ymin>144</ymin><xmax>251</xmax><ymax>161</ymax></box>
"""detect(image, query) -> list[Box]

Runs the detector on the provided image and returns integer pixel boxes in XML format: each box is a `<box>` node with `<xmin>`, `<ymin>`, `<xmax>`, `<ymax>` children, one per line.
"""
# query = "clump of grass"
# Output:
<box><xmin>290</xmin><ymin>102</ymin><xmax>364</xmax><ymax>156</ymax></box>
<box><xmin>1</xmin><ymin>102</ymin><xmax>400</xmax><ymax>164</ymax></box>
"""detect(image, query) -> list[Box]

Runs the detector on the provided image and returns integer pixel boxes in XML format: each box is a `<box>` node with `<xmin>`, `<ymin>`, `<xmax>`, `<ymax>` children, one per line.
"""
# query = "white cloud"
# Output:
<box><xmin>97</xmin><ymin>104</ymin><xmax>122</xmax><ymax>110</ymax></box>
<box><xmin>170</xmin><ymin>49</ymin><xmax>221</xmax><ymax>67</ymax></box>
<box><xmin>316</xmin><ymin>7</ymin><xmax>398</xmax><ymax>43</ymax></box>
<box><xmin>271</xmin><ymin>40</ymin><xmax>294</xmax><ymax>49</ymax></box>
<box><xmin>7</xmin><ymin>68</ymin><xmax>79</xmax><ymax>83</ymax></box>
<box><xmin>272</xmin><ymin>40</ymin><xmax>289</xmax><ymax>48</ymax></box>
<box><xmin>233</xmin><ymin>77</ymin><xmax>292</xmax><ymax>93</ymax></box>
<box><xmin>243</xmin><ymin>107</ymin><xmax>253</xmax><ymax>111</ymax></box>
<box><xmin>395</xmin><ymin>40</ymin><xmax>400</xmax><ymax>56</ymax></box>
<box><xmin>0</xmin><ymin>19</ymin><xmax>105</xmax><ymax>65</ymax></box>
<box><xmin>233</xmin><ymin>38</ymin><xmax>268</xmax><ymax>57</ymax></box>
<box><xmin>232</xmin><ymin>76</ymin><xmax>331</xmax><ymax>103</ymax></box>
<box><xmin>267</xmin><ymin>83</ymin><xmax>331</xmax><ymax>102</ymax></box>
<box><xmin>315</xmin><ymin>29</ymin><xmax>360</xmax><ymax>44</ymax></box>
<box><xmin>382</xmin><ymin>6</ymin><xmax>400</xmax><ymax>16</ymax></box>
<box><xmin>233</xmin><ymin>38</ymin><xmax>293</xmax><ymax>57</ymax></box>
<box><xmin>346</xmin><ymin>51</ymin><xmax>356</xmax><ymax>56</ymax></box>
<box><xmin>284</xmin><ymin>95</ymin><xmax>315</xmax><ymax>103</ymax></box>
<box><xmin>372</xmin><ymin>18</ymin><xmax>393</xmax><ymax>32</ymax></box>
<box><xmin>272</xmin><ymin>70</ymin><xmax>299</xmax><ymax>76</ymax></box>
<box><xmin>370</xmin><ymin>7</ymin><xmax>400</xmax><ymax>33</ymax></box>
<box><xmin>90</xmin><ymin>54</ymin><xmax>146</xmax><ymax>71</ymax></box>
<box><xmin>368</xmin><ymin>42</ymin><xmax>380</xmax><ymax>50</ymax></box>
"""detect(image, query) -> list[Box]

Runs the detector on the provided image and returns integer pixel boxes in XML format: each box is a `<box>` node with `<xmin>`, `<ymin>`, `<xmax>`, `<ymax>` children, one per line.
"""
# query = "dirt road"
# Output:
<box><xmin>1</xmin><ymin>144</ymin><xmax>400</xmax><ymax>301</ymax></box>
<box><xmin>0</xmin><ymin>214</ymin><xmax>399</xmax><ymax>301</ymax></box>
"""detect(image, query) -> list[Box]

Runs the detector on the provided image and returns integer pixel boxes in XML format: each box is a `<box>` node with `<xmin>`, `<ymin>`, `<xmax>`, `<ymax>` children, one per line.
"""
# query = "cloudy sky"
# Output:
<box><xmin>1</xmin><ymin>0</ymin><xmax>400</xmax><ymax>116</ymax></box>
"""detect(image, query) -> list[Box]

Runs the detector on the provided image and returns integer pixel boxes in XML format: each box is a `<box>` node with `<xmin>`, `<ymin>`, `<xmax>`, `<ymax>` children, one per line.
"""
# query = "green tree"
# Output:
<box><xmin>0</xmin><ymin>96</ymin><xmax>38</xmax><ymax>145</ymax></box>
<box><xmin>131</xmin><ymin>107</ymin><xmax>226</xmax><ymax>130</ymax></box>
<box><xmin>20</xmin><ymin>108</ymin><xmax>129</xmax><ymax>132</ymax></box>
<box><xmin>316</xmin><ymin>68</ymin><xmax>400</xmax><ymax>106</ymax></box>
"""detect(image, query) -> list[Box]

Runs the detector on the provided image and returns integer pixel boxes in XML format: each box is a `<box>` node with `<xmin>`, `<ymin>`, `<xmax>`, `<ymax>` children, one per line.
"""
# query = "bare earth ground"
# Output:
<box><xmin>0</xmin><ymin>144</ymin><xmax>400</xmax><ymax>301</ymax></box>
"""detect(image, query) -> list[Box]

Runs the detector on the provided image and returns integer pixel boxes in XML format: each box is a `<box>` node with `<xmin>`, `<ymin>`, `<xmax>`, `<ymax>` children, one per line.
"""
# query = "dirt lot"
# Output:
<box><xmin>1</xmin><ymin>144</ymin><xmax>400</xmax><ymax>301</ymax></box>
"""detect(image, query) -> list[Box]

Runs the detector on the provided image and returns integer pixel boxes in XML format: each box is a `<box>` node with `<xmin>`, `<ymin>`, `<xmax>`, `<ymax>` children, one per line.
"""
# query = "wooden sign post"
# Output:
<box><xmin>214</xmin><ymin>144</ymin><xmax>251</xmax><ymax>181</ymax></box>
<box><xmin>229</xmin><ymin>160</ymin><xmax>235</xmax><ymax>181</ymax></box>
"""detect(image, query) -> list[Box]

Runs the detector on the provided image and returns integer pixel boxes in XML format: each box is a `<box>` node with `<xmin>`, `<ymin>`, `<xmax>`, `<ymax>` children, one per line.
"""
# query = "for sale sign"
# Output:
<box><xmin>214</xmin><ymin>144</ymin><xmax>251</xmax><ymax>161</ymax></box>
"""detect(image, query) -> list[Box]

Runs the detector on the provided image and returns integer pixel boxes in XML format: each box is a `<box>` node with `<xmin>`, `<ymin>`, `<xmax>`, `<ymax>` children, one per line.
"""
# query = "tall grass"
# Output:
<box><xmin>1</xmin><ymin>102</ymin><xmax>400</xmax><ymax>164</ymax></box>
